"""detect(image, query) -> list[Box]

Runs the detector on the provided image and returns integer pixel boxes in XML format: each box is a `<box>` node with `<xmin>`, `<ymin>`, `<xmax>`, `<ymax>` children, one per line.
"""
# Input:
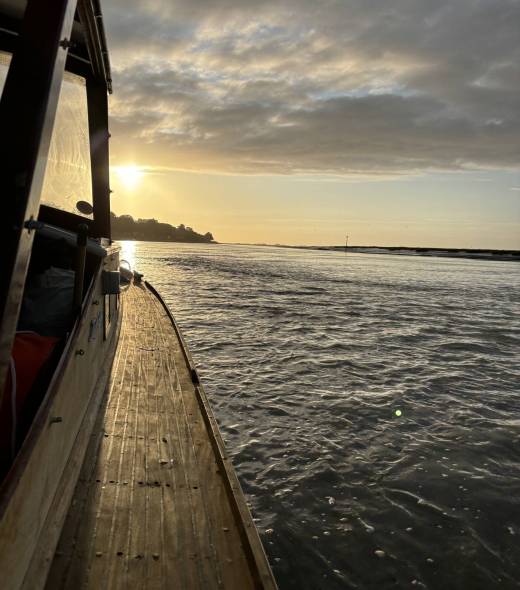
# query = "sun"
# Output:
<box><xmin>114</xmin><ymin>165</ymin><xmax>144</xmax><ymax>190</ymax></box>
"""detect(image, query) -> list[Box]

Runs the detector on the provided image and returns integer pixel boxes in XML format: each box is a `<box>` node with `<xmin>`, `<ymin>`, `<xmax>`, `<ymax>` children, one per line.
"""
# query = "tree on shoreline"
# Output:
<box><xmin>110</xmin><ymin>212</ymin><xmax>215</xmax><ymax>243</ymax></box>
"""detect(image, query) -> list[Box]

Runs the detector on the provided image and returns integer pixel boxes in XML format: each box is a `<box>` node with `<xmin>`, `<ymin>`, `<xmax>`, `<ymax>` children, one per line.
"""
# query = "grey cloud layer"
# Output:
<box><xmin>104</xmin><ymin>0</ymin><xmax>520</xmax><ymax>174</ymax></box>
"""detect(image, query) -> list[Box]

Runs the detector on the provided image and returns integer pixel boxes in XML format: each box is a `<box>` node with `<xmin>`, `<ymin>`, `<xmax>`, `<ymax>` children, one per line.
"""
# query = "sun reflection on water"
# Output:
<box><xmin>119</xmin><ymin>240</ymin><xmax>136</xmax><ymax>272</ymax></box>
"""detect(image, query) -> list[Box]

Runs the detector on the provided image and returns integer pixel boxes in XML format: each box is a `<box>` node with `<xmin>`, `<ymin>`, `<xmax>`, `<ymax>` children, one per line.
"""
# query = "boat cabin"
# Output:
<box><xmin>0</xmin><ymin>0</ymin><xmax>122</xmax><ymax>585</ymax></box>
<box><xmin>0</xmin><ymin>0</ymin><xmax>116</xmax><ymax>473</ymax></box>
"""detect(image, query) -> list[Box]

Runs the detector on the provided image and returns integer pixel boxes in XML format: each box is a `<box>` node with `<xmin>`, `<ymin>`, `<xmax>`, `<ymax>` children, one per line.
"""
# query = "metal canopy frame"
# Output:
<box><xmin>0</xmin><ymin>0</ymin><xmax>113</xmax><ymax>394</ymax></box>
<box><xmin>0</xmin><ymin>0</ymin><xmax>112</xmax><ymax>90</ymax></box>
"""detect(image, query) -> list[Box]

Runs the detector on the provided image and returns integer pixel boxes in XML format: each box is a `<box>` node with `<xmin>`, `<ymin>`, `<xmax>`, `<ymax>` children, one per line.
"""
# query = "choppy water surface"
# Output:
<box><xmin>121</xmin><ymin>242</ymin><xmax>520</xmax><ymax>589</ymax></box>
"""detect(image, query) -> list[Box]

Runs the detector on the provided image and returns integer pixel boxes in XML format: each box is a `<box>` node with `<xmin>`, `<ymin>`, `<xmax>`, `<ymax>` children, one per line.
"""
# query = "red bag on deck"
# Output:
<box><xmin>0</xmin><ymin>333</ymin><xmax>58</xmax><ymax>471</ymax></box>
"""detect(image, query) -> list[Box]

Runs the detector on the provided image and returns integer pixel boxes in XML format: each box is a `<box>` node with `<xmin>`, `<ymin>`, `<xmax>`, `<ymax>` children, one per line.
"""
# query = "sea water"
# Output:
<box><xmin>120</xmin><ymin>241</ymin><xmax>520</xmax><ymax>590</ymax></box>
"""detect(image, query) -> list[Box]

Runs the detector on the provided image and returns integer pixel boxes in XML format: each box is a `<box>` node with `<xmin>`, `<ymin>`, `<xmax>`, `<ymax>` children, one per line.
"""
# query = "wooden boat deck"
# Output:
<box><xmin>46</xmin><ymin>281</ymin><xmax>276</xmax><ymax>590</ymax></box>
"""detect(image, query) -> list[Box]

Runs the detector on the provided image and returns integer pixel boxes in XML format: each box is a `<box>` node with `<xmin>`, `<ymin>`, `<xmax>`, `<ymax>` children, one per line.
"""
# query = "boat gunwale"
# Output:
<box><xmin>144</xmin><ymin>280</ymin><xmax>278</xmax><ymax>590</ymax></box>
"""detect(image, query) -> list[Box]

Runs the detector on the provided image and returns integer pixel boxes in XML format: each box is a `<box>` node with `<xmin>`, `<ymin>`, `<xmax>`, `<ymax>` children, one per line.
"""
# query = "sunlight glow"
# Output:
<box><xmin>114</xmin><ymin>165</ymin><xmax>144</xmax><ymax>190</ymax></box>
<box><xmin>119</xmin><ymin>240</ymin><xmax>136</xmax><ymax>271</ymax></box>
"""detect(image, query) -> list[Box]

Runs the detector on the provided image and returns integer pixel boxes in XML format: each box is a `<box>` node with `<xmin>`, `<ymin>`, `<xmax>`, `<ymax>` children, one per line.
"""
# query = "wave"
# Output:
<box><xmin>124</xmin><ymin>241</ymin><xmax>520</xmax><ymax>590</ymax></box>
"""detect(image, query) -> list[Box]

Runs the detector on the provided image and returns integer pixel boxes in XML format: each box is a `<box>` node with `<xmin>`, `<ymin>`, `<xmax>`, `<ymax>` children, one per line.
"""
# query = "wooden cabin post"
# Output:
<box><xmin>87</xmin><ymin>78</ymin><xmax>112</xmax><ymax>240</ymax></box>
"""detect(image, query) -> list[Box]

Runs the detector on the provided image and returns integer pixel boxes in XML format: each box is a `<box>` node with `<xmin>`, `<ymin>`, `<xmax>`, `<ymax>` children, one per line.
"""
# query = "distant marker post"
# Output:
<box><xmin>395</xmin><ymin>409</ymin><xmax>402</xmax><ymax>417</ymax></box>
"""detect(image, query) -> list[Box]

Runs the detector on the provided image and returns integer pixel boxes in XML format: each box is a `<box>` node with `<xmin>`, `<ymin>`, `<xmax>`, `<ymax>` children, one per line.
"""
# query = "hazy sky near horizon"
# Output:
<box><xmin>104</xmin><ymin>0</ymin><xmax>520</xmax><ymax>248</ymax></box>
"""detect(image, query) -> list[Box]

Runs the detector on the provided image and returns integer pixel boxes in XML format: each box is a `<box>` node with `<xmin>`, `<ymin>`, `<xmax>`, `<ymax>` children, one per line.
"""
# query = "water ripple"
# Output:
<box><xmin>122</xmin><ymin>242</ymin><xmax>520</xmax><ymax>590</ymax></box>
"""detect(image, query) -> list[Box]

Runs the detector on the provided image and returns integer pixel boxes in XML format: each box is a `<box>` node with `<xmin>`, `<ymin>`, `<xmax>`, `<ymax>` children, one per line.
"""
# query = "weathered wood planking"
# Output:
<box><xmin>46</xmin><ymin>281</ymin><xmax>277</xmax><ymax>590</ymax></box>
<box><xmin>0</xmin><ymin>249</ymin><xmax>121</xmax><ymax>590</ymax></box>
<box><xmin>146</xmin><ymin>282</ymin><xmax>278</xmax><ymax>590</ymax></box>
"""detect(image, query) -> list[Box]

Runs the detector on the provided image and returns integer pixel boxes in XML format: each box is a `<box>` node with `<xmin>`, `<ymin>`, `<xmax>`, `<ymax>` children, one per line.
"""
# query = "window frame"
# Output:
<box><xmin>0</xmin><ymin>0</ymin><xmax>112</xmax><ymax>396</ymax></box>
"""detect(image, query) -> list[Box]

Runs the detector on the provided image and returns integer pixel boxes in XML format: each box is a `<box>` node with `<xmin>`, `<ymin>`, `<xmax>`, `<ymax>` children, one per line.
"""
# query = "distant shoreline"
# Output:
<box><xmin>239</xmin><ymin>243</ymin><xmax>520</xmax><ymax>262</ymax></box>
<box><xmin>116</xmin><ymin>239</ymin><xmax>520</xmax><ymax>261</ymax></box>
<box><xmin>114</xmin><ymin>236</ymin><xmax>218</xmax><ymax>244</ymax></box>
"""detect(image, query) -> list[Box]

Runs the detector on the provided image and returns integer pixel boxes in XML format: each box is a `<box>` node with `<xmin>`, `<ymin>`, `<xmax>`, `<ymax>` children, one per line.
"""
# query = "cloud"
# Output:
<box><xmin>103</xmin><ymin>0</ymin><xmax>520</xmax><ymax>175</ymax></box>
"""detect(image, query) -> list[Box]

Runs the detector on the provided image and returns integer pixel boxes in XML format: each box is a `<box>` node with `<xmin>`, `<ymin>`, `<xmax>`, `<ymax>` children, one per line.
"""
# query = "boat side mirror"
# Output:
<box><xmin>76</xmin><ymin>200</ymin><xmax>94</xmax><ymax>216</ymax></box>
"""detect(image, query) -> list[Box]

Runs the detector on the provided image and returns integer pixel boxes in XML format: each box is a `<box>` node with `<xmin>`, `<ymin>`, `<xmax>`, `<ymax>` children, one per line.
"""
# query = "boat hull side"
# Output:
<box><xmin>0</xmin><ymin>248</ymin><xmax>120</xmax><ymax>590</ymax></box>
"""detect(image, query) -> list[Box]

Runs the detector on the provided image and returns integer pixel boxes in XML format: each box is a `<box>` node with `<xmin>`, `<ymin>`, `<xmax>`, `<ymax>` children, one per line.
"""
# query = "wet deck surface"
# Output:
<box><xmin>46</xmin><ymin>282</ymin><xmax>263</xmax><ymax>589</ymax></box>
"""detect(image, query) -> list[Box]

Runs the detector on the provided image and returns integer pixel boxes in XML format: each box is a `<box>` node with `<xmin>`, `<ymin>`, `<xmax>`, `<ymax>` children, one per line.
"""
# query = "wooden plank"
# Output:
<box><xmin>146</xmin><ymin>283</ymin><xmax>278</xmax><ymax>590</ymax></box>
<box><xmin>46</xmin><ymin>281</ymin><xmax>276</xmax><ymax>589</ymax></box>
<box><xmin>46</xmin><ymin>279</ymin><xmax>135</xmax><ymax>590</ymax></box>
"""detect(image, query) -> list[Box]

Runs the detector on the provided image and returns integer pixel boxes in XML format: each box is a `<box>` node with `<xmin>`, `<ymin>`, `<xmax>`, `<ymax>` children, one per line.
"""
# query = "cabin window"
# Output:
<box><xmin>41</xmin><ymin>71</ymin><xmax>93</xmax><ymax>219</ymax></box>
<box><xmin>0</xmin><ymin>52</ymin><xmax>93</xmax><ymax>219</ymax></box>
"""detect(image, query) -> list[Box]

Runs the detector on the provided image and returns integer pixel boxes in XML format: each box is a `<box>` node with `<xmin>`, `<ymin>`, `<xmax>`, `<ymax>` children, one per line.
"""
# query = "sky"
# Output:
<box><xmin>103</xmin><ymin>0</ymin><xmax>520</xmax><ymax>248</ymax></box>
